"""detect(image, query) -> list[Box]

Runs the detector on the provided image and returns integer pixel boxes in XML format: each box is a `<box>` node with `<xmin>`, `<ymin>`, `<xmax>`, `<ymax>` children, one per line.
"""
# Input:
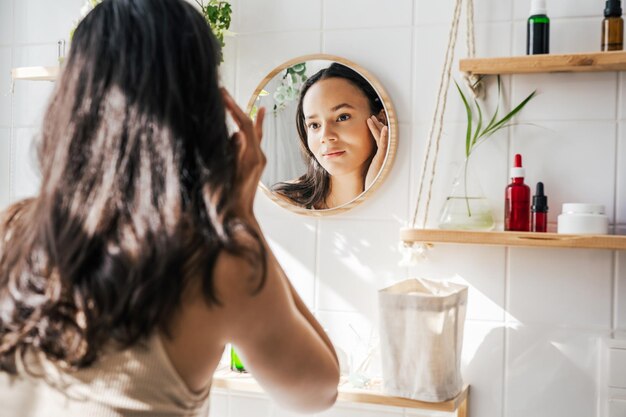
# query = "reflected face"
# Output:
<box><xmin>303</xmin><ymin>78</ymin><xmax>376</xmax><ymax>178</ymax></box>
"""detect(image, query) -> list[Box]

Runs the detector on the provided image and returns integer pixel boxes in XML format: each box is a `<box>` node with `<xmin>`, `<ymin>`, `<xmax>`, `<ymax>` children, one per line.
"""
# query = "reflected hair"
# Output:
<box><xmin>272</xmin><ymin>62</ymin><xmax>384</xmax><ymax>209</ymax></box>
<box><xmin>0</xmin><ymin>0</ymin><xmax>265</xmax><ymax>374</ymax></box>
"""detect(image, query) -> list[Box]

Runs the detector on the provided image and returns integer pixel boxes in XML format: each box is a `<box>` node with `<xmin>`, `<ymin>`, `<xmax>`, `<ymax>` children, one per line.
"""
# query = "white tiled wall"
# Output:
<box><xmin>2</xmin><ymin>1</ymin><xmax>626</xmax><ymax>417</ymax></box>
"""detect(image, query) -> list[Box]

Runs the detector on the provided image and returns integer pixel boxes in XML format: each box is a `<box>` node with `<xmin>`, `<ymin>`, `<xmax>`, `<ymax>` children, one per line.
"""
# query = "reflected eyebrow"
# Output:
<box><xmin>305</xmin><ymin>103</ymin><xmax>356</xmax><ymax>120</ymax></box>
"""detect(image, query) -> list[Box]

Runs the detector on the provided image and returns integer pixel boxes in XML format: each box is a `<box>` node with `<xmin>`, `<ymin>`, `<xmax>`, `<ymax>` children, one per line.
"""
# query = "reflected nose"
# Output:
<box><xmin>320</xmin><ymin>125</ymin><xmax>337</xmax><ymax>143</ymax></box>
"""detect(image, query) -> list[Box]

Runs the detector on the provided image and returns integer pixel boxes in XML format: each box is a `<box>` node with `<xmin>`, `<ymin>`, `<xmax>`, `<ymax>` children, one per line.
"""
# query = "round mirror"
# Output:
<box><xmin>246</xmin><ymin>54</ymin><xmax>397</xmax><ymax>216</ymax></box>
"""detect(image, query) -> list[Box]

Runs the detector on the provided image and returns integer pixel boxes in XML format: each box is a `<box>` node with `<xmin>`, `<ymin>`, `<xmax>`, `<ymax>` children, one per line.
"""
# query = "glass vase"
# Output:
<box><xmin>438</xmin><ymin>159</ymin><xmax>495</xmax><ymax>231</ymax></box>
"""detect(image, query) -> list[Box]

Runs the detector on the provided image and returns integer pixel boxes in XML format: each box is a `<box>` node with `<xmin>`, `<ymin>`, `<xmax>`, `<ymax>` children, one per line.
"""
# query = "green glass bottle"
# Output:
<box><xmin>230</xmin><ymin>346</ymin><xmax>246</xmax><ymax>373</ymax></box>
<box><xmin>527</xmin><ymin>0</ymin><xmax>550</xmax><ymax>55</ymax></box>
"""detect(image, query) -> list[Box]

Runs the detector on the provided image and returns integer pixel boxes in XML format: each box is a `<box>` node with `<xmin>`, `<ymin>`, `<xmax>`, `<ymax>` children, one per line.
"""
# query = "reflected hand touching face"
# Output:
<box><xmin>303</xmin><ymin>78</ymin><xmax>376</xmax><ymax>180</ymax></box>
<box><xmin>365</xmin><ymin>114</ymin><xmax>388</xmax><ymax>189</ymax></box>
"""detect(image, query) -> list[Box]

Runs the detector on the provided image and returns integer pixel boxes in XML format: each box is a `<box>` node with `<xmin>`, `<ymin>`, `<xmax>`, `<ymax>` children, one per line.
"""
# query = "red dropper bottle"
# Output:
<box><xmin>505</xmin><ymin>154</ymin><xmax>531</xmax><ymax>231</ymax></box>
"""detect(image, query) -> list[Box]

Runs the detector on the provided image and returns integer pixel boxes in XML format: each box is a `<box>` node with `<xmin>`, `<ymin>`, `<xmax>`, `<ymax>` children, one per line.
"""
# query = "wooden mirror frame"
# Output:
<box><xmin>246</xmin><ymin>54</ymin><xmax>398</xmax><ymax>216</ymax></box>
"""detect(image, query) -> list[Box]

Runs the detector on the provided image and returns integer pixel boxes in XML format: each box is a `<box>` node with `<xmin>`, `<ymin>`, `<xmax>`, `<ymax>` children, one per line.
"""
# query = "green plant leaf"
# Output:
<box><xmin>483</xmin><ymin>90</ymin><xmax>536</xmax><ymax>137</ymax></box>
<box><xmin>482</xmin><ymin>75</ymin><xmax>502</xmax><ymax>134</ymax></box>
<box><xmin>455</xmin><ymin>81</ymin><xmax>473</xmax><ymax>158</ymax></box>
<box><xmin>471</xmin><ymin>97</ymin><xmax>483</xmax><ymax>152</ymax></box>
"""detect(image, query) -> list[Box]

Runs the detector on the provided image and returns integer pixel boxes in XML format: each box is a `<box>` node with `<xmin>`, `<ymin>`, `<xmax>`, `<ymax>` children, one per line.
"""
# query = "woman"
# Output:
<box><xmin>272</xmin><ymin>63</ymin><xmax>389</xmax><ymax>210</ymax></box>
<box><xmin>0</xmin><ymin>0</ymin><xmax>339</xmax><ymax>416</ymax></box>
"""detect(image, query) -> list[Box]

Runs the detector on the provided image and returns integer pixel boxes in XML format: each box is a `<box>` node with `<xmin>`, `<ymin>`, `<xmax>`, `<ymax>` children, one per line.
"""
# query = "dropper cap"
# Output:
<box><xmin>530</xmin><ymin>0</ymin><xmax>548</xmax><ymax>16</ymax></box>
<box><xmin>510</xmin><ymin>154</ymin><xmax>526</xmax><ymax>179</ymax></box>
<box><xmin>532</xmin><ymin>182</ymin><xmax>548</xmax><ymax>212</ymax></box>
<box><xmin>605</xmin><ymin>0</ymin><xmax>622</xmax><ymax>17</ymax></box>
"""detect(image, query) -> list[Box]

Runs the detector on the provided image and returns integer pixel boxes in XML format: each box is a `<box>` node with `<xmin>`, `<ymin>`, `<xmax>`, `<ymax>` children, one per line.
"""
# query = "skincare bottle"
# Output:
<box><xmin>231</xmin><ymin>346</ymin><xmax>246</xmax><ymax>373</ymax></box>
<box><xmin>527</xmin><ymin>0</ymin><xmax>550</xmax><ymax>55</ymax></box>
<box><xmin>602</xmin><ymin>0</ymin><xmax>624</xmax><ymax>51</ymax></box>
<box><xmin>505</xmin><ymin>154</ymin><xmax>531</xmax><ymax>232</ymax></box>
<box><xmin>531</xmin><ymin>182</ymin><xmax>548</xmax><ymax>232</ymax></box>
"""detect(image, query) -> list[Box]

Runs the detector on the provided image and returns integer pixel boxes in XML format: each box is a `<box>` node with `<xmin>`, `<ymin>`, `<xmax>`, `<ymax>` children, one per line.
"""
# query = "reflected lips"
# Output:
<box><xmin>323</xmin><ymin>150</ymin><xmax>345</xmax><ymax>158</ymax></box>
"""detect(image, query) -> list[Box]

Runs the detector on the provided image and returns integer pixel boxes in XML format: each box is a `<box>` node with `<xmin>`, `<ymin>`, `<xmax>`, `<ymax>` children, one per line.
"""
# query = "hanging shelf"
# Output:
<box><xmin>212</xmin><ymin>367</ymin><xmax>469</xmax><ymax>415</ymax></box>
<box><xmin>400</xmin><ymin>229</ymin><xmax>626</xmax><ymax>251</ymax></box>
<box><xmin>11</xmin><ymin>66</ymin><xmax>59</xmax><ymax>81</ymax></box>
<box><xmin>460</xmin><ymin>51</ymin><xmax>626</xmax><ymax>76</ymax></box>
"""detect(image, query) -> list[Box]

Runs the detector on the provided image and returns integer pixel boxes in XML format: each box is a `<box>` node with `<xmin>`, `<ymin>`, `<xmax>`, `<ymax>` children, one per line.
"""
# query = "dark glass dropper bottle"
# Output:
<box><xmin>602</xmin><ymin>0</ymin><xmax>624</xmax><ymax>51</ymax></box>
<box><xmin>531</xmin><ymin>182</ymin><xmax>548</xmax><ymax>233</ymax></box>
<box><xmin>527</xmin><ymin>0</ymin><xmax>550</xmax><ymax>55</ymax></box>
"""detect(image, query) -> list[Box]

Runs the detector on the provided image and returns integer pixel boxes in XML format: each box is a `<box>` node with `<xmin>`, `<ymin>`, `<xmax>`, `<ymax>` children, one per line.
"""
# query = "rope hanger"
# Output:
<box><xmin>410</xmin><ymin>0</ymin><xmax>480</xmax><ymax>229</ymax></box>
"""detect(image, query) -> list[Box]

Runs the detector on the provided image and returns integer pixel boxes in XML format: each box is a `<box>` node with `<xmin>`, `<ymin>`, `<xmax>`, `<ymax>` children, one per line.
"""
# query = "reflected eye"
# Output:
<box><xmin>308</xmin><ymin>122</ymin><xmax>320</xmax><ymax>130</ymax></box>
<box><xmin>337</xmin><ymin>113</ymin><xmax>351</xmax><ymax>122</ymax></box>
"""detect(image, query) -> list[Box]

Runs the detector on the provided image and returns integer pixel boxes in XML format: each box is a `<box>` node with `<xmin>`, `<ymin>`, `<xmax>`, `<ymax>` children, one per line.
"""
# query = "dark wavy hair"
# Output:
<box><xmin>0</xmin><ymin>0</ymin><xmax>265</xmax><ymax>374</ymax></box>
<box><xmin>272</xmin><ymin>63</ymin><xmax>384</xmax><ymax>209</ymax></box>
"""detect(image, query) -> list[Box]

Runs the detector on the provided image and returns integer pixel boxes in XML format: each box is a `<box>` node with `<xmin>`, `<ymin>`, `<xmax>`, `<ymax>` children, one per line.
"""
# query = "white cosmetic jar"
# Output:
<box><xmin>557</xmin><ymin>203</ymin><xmax>609</xmax><ymax>234</ymax></box>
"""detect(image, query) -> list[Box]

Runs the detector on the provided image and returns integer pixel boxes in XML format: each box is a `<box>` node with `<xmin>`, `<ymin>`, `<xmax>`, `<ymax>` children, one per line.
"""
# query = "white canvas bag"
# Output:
<box><xmin>378</xmin><ymin>278</ymin><xmax>468</xmax><ymax>402</ymax></box>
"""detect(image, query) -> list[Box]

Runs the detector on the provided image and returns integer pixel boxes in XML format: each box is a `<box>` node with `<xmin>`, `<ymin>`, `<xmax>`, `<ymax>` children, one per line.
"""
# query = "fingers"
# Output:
<box><xmin>367</xmin><ymin>115</ymin><xmax>386</xmax><ymax>145</ymax></box>
<box><xmin>379</xmin><ymin>126</ymin><xmax>389</xmax><ymax>150</ymax></box>
<box><xmin>222</xmin><ymin>88</ymin><xmax>254</xmax><ymax>133</ymax></box>
<box><xmin>255</xmin><ymin>107</ymin><xmax>266</xmax><ymax>143</ymax></box>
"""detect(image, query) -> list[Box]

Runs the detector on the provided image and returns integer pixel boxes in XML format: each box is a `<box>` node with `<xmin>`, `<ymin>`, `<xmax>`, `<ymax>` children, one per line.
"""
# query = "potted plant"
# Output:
<box><xmin>438</xmin><ymin>76</ymin><xmax>536</xmax><ymax>230</ymax></box>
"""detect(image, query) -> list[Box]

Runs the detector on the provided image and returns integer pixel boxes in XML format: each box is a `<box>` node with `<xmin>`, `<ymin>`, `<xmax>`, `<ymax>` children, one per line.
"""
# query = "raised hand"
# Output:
<box><xmin>365</xmin><ymin>115</ymin><xmax>389</xmax><ymax>189</ymax></box>
<box><xmin>222</xmin><ymin>88</ymin><xmax>266</xmax><ymax>220</ymax></box>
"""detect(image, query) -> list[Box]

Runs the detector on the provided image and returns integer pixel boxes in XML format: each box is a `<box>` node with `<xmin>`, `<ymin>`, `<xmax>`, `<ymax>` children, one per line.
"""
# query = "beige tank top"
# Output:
<box><xmin>9</xmin><ymin>333</ymin><xmax>212</xmax><ymax>417</ymax></box>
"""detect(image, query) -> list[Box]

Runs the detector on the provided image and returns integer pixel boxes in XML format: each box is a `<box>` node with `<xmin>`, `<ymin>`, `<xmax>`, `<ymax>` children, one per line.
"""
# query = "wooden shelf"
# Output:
<box><xmin>11</xmin><ymin>66</ymin><xmax>59</xmax><ymax>81</ymax></box>
<box><xmin>212</xmin><ymin>367</ymin><xmax>469</xmax><ymax>415</ymax></box>
<box><xmin>460</xmin><ymin>51</ymin><xmax>626</xmax><ymax>76</ymax></box>
<box><xmin>400</xmin><ymin>229</ymin><xmax>626</xmax><ymax>251</ymax></box>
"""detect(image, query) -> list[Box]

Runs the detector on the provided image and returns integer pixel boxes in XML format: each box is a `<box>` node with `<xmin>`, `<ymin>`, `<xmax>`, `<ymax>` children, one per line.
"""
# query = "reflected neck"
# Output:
<box><xmin>325</xmin><ymin>171</ymin><xmax>365</xmax><ymax>209</ymax></box>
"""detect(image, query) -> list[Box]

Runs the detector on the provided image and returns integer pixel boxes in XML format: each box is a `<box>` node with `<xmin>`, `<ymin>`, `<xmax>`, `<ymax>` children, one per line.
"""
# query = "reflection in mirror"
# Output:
<box><xmin>248</xmin><ymin>56</ymin><xmax>396</xmax><ymax>215</ymax></box>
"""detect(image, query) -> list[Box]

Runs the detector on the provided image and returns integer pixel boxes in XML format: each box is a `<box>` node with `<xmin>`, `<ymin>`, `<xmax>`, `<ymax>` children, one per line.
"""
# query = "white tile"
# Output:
<box><xmin>13</xmin><ymin>0</ymin><xmax>83</xmax><ymax>45</ymax></box>
<box><xmin>12</xmin><ymin>43</ymin><xmax>60</xmax><ymax>67</ymax></box>
<box><xmin>460</xmin><ymin>321</ymin><xmax>505</xmax><ymax>417</ymax></box>
<box><xmin>414</xmin><ymin>24</ymin><xmax>512</xmax><ymax>125</ymax></box>
<box><xmin>415</xmin><ymin>0</ymin><xmax>513</xmax><ymax>25</ymax></box>
<box><xmin>271</xmin><ymin>403</ymin><xmax>306</xmax><ymax>417</ymax></box>
<box><xmin>324</xmin><ymin>28</ymin><xmax>412</xmax><ymax>124</ymax></box>
<box><xmin>408</xmin><ymin>245</ymin><xmax>506</xmax><ymax>321</ymax></box>
<box><xmin>511</xmin><ymin>121</ymin><xmax>616</xmax><ymax>223</ymax></box>
<box><xmin>617</xmin><ymin>122</ymin><xmax>626</xmax><ymax>224</ymax></box>
<box><xmin>230</xmin><ymin>393</ymin><xmax>272</xmax><ymax>417</ymax></box>
<box><xmin>610</xmin><ymin>399</ymin><xmax>626</xmax><ymax>417</ymax></box>
<box><xmin>0</xmin><ymin>128</ymin><xmax>9</xmax><ymax>210</ymax></box>
<box><xmin>317</xmin><ymin>402</ymin><xmax>403</xmax><ymax>417</ymax></box>
<box><xmin>505</xmin><ymin>325</ymin><xmax>603</xmax><ymax>417</ymax></box>
<box><xmin>324</xmin><ymin>0</ymin><xmax>413</xmax><ymax>29</ymax></box>
<box><xmin>12</xmin><ymin>45</ymin><xmax>57</xmax><ymax>128</ymax></box>
<box><xmin>509</xmin><ymin>248</ymin><xmax>612</xmax><ymax>328</ymax></box>
<box><xmin>317</xmin><ymin>311</ymin><xmax>380</xmax><ymax>379</ymax></box>
<box><xmin>409</xmin><ymin>122</ymin><xmax>509</xmax><ymax>230</ymax></box>
<box><xmin>257</xmin><ymin>214</ymin><xmax>317</xmax><ymax>308</ymax></box>
<box><xmin>11</xmin><ymin>80</ymin><xmax>54</xmax><ymax>128</ymax></box>
<box><xmin>209</xmin><ymin>390</ymin><xmax>229</xmax><ymax>417</ymax></box>
<box><xmin>12</xmin><ymin>128</ymin><xmax>40</xmax><ymax>201</ymax></box>
<box><xmin>513</xmin><ymin>0</ymin><xmax>605</xmax><ymax>19</ymax></box>
<box><xmin>316</xmin><ymin>219</ymin><xmax>408</xmax><ymax>313</ymax></box>
<box><xmin>0</xmin><ymin>0</ymin><xmax>13</xmax><ymax>45</ymax></box>
<box><xmin>237</xmin><ymin>0</ymin><xmax>321</xmax><ymax>33</ymax></box>
<box><xmin>338</xmin><ymin>123</ymin><xmax>410</xmax><ymax>221</ymax></box>
<box><xmin>617</xmin><ymin>250</ymin><xmax>626</xmax><ymax>332</ymax></box>
<box><xmin>236</xmin><ymin>32</ymin><xmax>321</xmax><ymax>105</ymax></box>
<box><xmin>617</xmin><ymin>71</ymin><xmax>626</xmax><ymax>120</ymax></box>
<box><xmin>219</xmin><ymin>35</ymin><xmax>237</xmax><ymax>95</ymax></box>
<box><xmin>512</xmin><ymin>18</ymin><xmax>604</xmax><ymax>55</ymax></box>
<box><xmin>511</xmin><ymin>72</ymin><xmax>618</xmax><ymax>122</ymax></box>
<box><xmin>0</xmin><ymin>46</ymin><xmax>11</xmax><ymax>127</ymax></box>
